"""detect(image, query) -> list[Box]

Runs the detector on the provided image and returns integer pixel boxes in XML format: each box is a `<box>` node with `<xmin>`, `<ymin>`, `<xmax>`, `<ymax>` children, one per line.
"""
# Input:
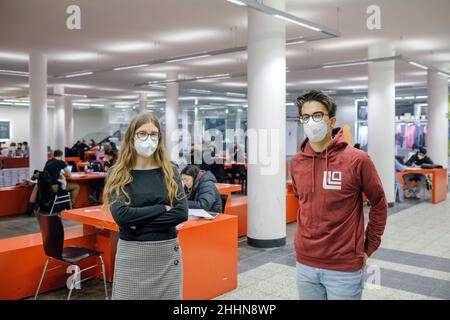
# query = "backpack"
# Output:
<box><xmin>89</xmin><ymin>161</ymin><xmax>103</xmax><ymax>172</ymax></box>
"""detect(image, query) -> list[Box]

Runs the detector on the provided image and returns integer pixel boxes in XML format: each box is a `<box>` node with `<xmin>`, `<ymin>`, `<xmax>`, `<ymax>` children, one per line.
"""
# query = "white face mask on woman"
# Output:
<box><xmin>304</xmin><ymin>119</ymin><xmax>330</xmax><ymax>143</ymax></box>
<box><xmin>134</xmin><ymin>138</ymin><xmax>158</xmax><ymax>158</ymax></box>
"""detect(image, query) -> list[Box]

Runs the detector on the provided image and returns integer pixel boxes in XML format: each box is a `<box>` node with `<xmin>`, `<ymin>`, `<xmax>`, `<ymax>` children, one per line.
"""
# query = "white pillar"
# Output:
<box><xmin>53</xmin><ymin>85</ymin><xmax>65</xmax><ymax>153</ymax></box>
<box><xmin>427</xmin><ymin>71</ymin><xmax>449</xmax><ymax>168</ymax></box>
<box><xmin>182</xmin><ymin>108</ymin><xmax>189</xmax><ymax>153</ymax></box>
<box><xmin>139</xmin><ymin>92</ymin><xmax>146</xmax><ymax>114</ymax></box>
<box><xmin>247</xmin><ymin>0</ymin><xmax>286</xmax><ymax>248</ymax></box>
<box><xmin>28</xmin><ymin>52</ymin><xmax>48</xmax><ymax>173</ymax></box>
<box><xmin>368</xmin><ymin>44</ymin><xmax>396</xmax><ymax>206</ymax></box>
<box><xmin>64</xmin><ymin>98</ymin><xmax>74</xmax><ymax>147</ymax></box>
<box><xmin>165</xmin><ymin>72</ymin><xmax>179</xmax><ymax>160</ymax></box>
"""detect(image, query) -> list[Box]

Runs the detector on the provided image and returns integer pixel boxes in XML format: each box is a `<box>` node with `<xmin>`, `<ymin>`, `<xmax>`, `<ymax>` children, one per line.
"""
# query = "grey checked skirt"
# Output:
<box><xmin>112</xmin><ymin>237</ymin><xmax>183</xmax><ymax>300</ymax></box>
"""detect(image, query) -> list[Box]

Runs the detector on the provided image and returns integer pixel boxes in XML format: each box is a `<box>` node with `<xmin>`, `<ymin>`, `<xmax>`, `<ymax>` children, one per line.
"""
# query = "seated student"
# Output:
<box><xmin>403</xmin><ymin>147</ymin><xmax>433</xmax><ymax>199</ymax></box>
<box><xmin>43</xmin><ymin>149</ymin><xmax>80</xmax><ymax>207</ymax></box>
<box><xmin>27</xmin><ymin>150</ymin><xmax>80</xmax><ymax>214</ymax></box>
<box><xmin>180</xmin><ymin>165</ymin><xmax>223</xmax><ymax>213</ymax></box>
<box><xmin>89</xmin><ymin>139</ymin><xmax>97</xmax><ymax>149</ymax></box>
<box><xmin>22</xmin><ymin>141</ymin><xmax>29</xmax><ymax>157</ymax></box>
<box><xmin>395</xmin><ymin>156</ymin><xmax>406</xmax><ymax>202</ymax></box>
<box><xmin>6</xmin><ymin>142</ymin><xmax>17</xmax><ymax>157</ymax></box>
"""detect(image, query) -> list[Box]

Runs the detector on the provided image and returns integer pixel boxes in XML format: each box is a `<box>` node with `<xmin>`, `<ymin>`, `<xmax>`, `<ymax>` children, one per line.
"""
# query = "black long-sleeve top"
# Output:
<box><xmin>405</xmin><ymin>153</ymin><xmax>434</xmax><ymax>166</ymax></box>
<box><xmin>110</xmin><ymin>167</ymin><xmax>188</xmax><ymax>241</ymax></box>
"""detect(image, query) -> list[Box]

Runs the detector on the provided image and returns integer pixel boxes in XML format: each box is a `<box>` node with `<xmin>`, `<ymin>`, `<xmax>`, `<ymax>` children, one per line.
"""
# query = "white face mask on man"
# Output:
<box><xmin>134</xmin><ymin>138</ymin><xmax>158</xmax><ymax>158</ymax></box>
<box><xmin>303</xmin><ymin>119</ymin><xmax>330</xmax><ymax>143</ymax></box>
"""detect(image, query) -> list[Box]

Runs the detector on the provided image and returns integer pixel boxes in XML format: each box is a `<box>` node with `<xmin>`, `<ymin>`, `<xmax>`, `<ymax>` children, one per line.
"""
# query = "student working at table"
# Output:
<box><xmin>27</xmin><ymin>150</ymin><xmax>80</xmax><ymax>215</ymax></box>
<box><xmin>403</xmin><ymin>147</ymin><xmax>434</xmax><ymax>199</ymax></box>
<box><xmin>181</xmin><ymin>165</ymin><xmax>223</xmax><ymax>213</ymax></box>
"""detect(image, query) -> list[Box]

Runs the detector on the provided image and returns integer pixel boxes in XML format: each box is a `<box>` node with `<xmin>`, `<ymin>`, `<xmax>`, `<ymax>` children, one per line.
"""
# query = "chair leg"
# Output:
<box><xmin>49</xmin><ymin>196</ymin><xmax>56</xmax><ymax>216</ymax></box>
<box><xmin>67</xmin><ymin>274</ymin><xmax>76</xmax><ymax>300</ymax></box>
<box><xmin>34</xmin><ymin>258</ymin><xmax>50</xmax><ymax>300</ymax></box>
<box><xmin>99</xmin><ymin>255</ymin><xmax>109</xmax><ymax>299</ymax></box>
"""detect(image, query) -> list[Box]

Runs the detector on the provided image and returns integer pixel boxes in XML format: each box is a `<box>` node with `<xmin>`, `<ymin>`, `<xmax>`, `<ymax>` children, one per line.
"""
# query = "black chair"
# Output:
<box><xmin>220</xmin><ymin>194</ymin><xmax>228</xmax><ymax>213</ymax></box>
<box><xmin>232</xmin><ymin>164</ymin><xmax>247</xmax><ymax>194</ymax></box>
<box><xmin>34</xmin><ymin>214</ymin><xmax>108</xmax><ymax>300</ymax></box>
<box><xmin>36</xmin><ymin>171</ymin><xmax>72</xmax><ymax>215</ymax></box>
<box><xmin>209</xmin><ymin>163</ymin><xmax>228</xmax><ymax>183</ymax></box>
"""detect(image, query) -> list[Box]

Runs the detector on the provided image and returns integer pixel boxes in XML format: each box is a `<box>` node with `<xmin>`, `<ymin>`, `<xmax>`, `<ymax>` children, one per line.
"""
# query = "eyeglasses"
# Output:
<box><xmin>135</xmin><ymin>130</ymin><xmax>160</xmax><ymax>142</ymax></box>
<box><xmin>299</xmin><ymin>111</ymin><xmax>329</xmax><ymax>124</ymax></box>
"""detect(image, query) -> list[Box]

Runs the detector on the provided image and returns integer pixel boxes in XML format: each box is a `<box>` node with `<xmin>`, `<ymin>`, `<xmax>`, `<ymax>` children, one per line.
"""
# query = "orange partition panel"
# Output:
<box><xmin>0</xmin><ymin>186</ymin><xmax>33</xmax><ymax>217</ymax></box>
<box><xmin>0</xmin><ymin>157</ymin><xmax>29</xmax><ymax>168</ymax></box>
<box><xmin>224</xmin><ymin>196</ymin><xmax>248</xmax><ymax>237</ymax></box>
<box><xmin>0</xmin><ymin>226</ymin><xmax>98</xmax><ymax>300</ymax></box>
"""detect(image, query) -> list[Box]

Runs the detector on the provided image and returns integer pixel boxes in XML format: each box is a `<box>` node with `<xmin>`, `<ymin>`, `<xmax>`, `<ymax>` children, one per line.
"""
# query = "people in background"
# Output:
<box><xmin>403</xmin><ymin>147</ymin><xmax>433</xmax><ymax>199</ymax></box>
<box><xmin>6</xmin><ymin>142</ymin><xmax>17</xmax><ymax>157</ymax></box>
<box><xmin>395</xmin><ymin>156</ymin><xmax>406</xmax><ymax>202</ymax></box>
<box><xmin>102</xmin><ymin>149</ymin><xmax>117</xmax><ymax>172</ymax></box>
<box><xmin>291</xmin><ymin>90</ymin><xmax>387</xmax><ymax>300</ymax></box>
<box><xmin>105</xmin><ymin>138</ymin><xmax>118</xmax><ymax>152</ymax></box>
<box><xmin>43</xmin><ymin>149</ymin><xmax>80</xmax><ymax>207</ymax></box>
<box><xmin>89</xmin><ymin>139</ymin><xmax>97</xmax><ymax>149</ymax></box>
<box><xmin>181</xmin><ymin>165</ymin><xmax>223</xmax><ymax>213</ymax></box>
<box><xmin>231</xmin><ymin>143</ymin><xmax>246</xmax><ymax>162</ymax></box>
<box><xmin>16</xmin><ymin>143</ymin><xmax>24</xmax><ymax>156</ymax></box>
<box><xmin>22</xmin><ymin>141</ymin><xmax>29</xmax><ymax>157</ymax></box>
<box><xmin>103</xmin><ymin>113</ymin><xmax>188</xmax><ymax>300</ymax></box>
<box><xmin>27</xmin><ymin>150</ymin><xmax>80</xmax><ymax>215</ymax></box>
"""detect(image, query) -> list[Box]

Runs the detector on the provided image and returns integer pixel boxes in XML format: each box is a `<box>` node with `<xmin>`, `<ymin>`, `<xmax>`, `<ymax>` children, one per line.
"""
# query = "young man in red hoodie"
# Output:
<box><xmin>291</xmin><ymin>90</ymin><xmax>388</xmax><ymax>300</ymax></box>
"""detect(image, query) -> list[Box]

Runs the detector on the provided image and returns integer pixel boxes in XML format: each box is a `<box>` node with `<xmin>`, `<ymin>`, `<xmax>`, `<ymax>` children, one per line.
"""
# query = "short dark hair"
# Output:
<box><xmin>181</xmin><ymin>165</ymin><xmax>200</xmax><ymax>180</ymax></box>
<box><xmin>10</xmin><ymin>142</ymin><xmax>16</xmax><ymax>147</ymax></box>
<box><xmin>53</xmin><ymin>149</ymin><xmax>63</xmax><ymax>157</ymax></box>
<box><xmin>105</xmin><ymin>149</ymin><xmax>115</xmax><ymax>156</ymax></box>
<box><xmin>418</xmin><ymin>147</ymin><xmax>427</xmax><ymax>155</ymax></box>
<box><xmin>296</xmin><ymin>90</ymin><xmax>337</xmax><ymax>118</ymax></box>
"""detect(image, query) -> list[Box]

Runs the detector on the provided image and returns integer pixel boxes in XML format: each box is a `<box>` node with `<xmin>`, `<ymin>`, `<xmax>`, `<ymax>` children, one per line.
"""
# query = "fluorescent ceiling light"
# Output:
<box><xmin>0</xmin><ymin>69</ymin><xmax>29</xmax><ymax>76</ymax></box>
<box><xmin>65</xmin><ymin>94</ymin><xmax>88</xmax><ymax>98</ymax></box>
<box><xmin>404</xmin><ymin>96</ymin><xmax>414</xmax><ymax>100</ymax></box>
<box><xmin>287</xmin><ymin>40</ymin><xmax>306</xmax><ymax>46</ymax></box>
<box><xmin>322</xmin><ymin>61</ymin><xmax>371</xmax><ymax>68</ymax></box>
<box><xmin>286</xmin><ymin>102</ymin><xmax>295</xmax><ymax>106</ymax></box>
<box><xmin>0</xmin><ymin>102</ymin><xmax>12</xmax><ymax>105</ymax></box>
<box><xmin>65</xmin><ymin>71</ymin><xmax>94</xmax><ymax>78</ymax></box>
<box><xmin>415</xmin><ymin>96</ymin><xmax>427</xmax><ymax>99</ymax></box>
<box><xmin>73</xmin><ymin>103</ymin><xmax>90</xmax><ymax>106</ymax></box>
<box><xmin>76</xmin><ymin>106</ymin><xmax>90</xmax><ymax>109</ymax></box>
<box><xmin>226</xmin><ymin>0</ymin><xmax>247</xmax><ymax>6</ymax></box>
<box><xmin>115</xmin><ymin>105</ymin><xmax>131</xmax><ymax>109</ymax></box>
<box><xmin>167</xmin><ymin>54</ymin><xmax>211</xmax><ymax>63</ymax></box>
<box><xmin>196</xmin><ymin>73</ymin><xmax>231</xmax><ymax>81</ymax></box>
<box><xmin>189</xmin><ymin>89</ymin><xmax>212</xmax><ymax>94</ymax></box>
<box><xmin>113</xmin><ymin>64</ymin><xmax>149</xmax><ymax>71</ymax></box>
<box><xmin>408</xmin><ymin>62</ymin><xmax>428</xmax><ymax>70</ymax></box>
<box><xmin>273</xmin><ymin>14</ymin><xmax>321</xmax><ymax>32</ymax></box>
<box><xmin>226</xmin><ymin>92</ymin><xmax>246</xmax><ymax>97</ymax></box>
<box><xmin>395</xmin><ymin>97</ymin><xmax>403</xmax><ymax>100</ymax></box>
<box><xmin>15</xmin><ymin>102</ymin><xmax>29</xmax><ymax>106</ymax></box>
<box><xmin>437</xmin><ymin>72</ymin><xmax>449</xmax><ymax>77</ymax></box>
<box><xmin>90</xmin><ymin>104</ymin><xmax>104</xmax><ymax>107</ymax></box>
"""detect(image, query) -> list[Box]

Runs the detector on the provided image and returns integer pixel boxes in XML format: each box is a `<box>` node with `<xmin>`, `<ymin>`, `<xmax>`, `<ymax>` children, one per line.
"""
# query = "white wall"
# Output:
<box><xmin>0</xmin><ymin>105</ymin><xmax>55</xmax><ymax>147</ymax></box>
<box><xmin>0</xmin><ymin>105</ymin><xmax>111</xmax><ymax>148</ymax></box>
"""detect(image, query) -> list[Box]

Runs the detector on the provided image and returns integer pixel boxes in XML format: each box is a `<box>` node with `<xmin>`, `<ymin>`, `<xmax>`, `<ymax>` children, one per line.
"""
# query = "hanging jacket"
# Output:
<box><xmin>186</xmin><ymin>170</ymin><xmax>223</xmax><ymax>213</ymax></box>
<box><xmin>290</xmin><ymin>128</ymin><xmax>388</xmax><ymax>272</ymax></box>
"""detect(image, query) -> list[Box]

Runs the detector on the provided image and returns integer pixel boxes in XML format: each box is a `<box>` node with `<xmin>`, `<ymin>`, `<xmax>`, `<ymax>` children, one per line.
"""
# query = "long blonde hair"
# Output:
<box><xmin>102</xmin><ymin>113</ymin><xmax>178</xmax><ymax>207</ymax></box>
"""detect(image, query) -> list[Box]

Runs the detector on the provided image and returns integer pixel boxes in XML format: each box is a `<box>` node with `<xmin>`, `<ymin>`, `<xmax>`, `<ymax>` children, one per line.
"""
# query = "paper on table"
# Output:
<box><xmin>188</xmin><ymin>209</ymin><xmax>215</xmax><ymax>220</ymax></box>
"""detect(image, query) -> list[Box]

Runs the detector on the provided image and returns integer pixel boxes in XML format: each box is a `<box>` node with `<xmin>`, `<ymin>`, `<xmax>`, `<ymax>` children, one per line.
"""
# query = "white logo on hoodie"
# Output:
<box><xmin>323</xmin><ymin>171</ymin><xmax>342</xmax><ymax>190</ymax></box>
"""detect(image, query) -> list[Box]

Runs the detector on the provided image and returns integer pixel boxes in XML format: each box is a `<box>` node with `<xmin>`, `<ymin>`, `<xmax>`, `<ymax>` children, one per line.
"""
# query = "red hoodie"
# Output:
<box><xmin>291</xmin><ymin>128</ymin><xmax>387</xmax><ymax>272</ymax></box>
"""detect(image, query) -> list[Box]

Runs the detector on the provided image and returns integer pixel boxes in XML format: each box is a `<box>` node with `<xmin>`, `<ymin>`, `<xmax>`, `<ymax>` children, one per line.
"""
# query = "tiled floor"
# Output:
<box><xmin>11</xmin><ymin>189</ymin><xmax>450</xmax><ymax>300</ymax></box>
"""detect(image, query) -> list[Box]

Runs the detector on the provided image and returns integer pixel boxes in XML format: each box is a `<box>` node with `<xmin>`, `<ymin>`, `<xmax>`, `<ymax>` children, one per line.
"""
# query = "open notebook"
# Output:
<box><xmin>188</xmin><ymin>209</ymin><xmax>216</xmax><ymax>220</ymax></box>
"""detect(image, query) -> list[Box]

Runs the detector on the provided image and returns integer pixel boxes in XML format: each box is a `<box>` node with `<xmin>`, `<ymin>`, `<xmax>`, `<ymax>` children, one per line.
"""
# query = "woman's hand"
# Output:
<box><xmin>165</xmin><ymin>205</ymin><xmax>172</xmax><ymax>211</ymax></box>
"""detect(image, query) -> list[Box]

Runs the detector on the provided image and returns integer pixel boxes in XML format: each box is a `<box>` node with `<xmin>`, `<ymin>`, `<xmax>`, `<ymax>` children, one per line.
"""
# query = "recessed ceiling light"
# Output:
<box><xmin>322</xmin><ymin>61</ymin><xmax>371</xmax><ymax>69</ymax></box>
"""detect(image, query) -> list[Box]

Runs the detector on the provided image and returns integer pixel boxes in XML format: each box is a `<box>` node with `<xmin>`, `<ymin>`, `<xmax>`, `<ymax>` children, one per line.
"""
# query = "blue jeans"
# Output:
<box><xmin>296</xmin><ymin>262</ymin><xmax>364</xmax><ymax>300</ymax></box>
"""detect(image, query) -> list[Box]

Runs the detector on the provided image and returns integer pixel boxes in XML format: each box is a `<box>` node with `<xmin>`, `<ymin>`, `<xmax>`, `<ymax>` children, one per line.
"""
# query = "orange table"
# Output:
<box><xmin>397</xmin><ymin>167</ymin><xmax>448</xmax><ymax>204</ymax></box>
<box><xmin>0</xmin><ymin>157</ymin><xmax>29</xmax><ymax>168</ymax></box>
<box><xmin>61</xmin><ymin>206</ymin><xmax>238</xmax><ymax>300</ymax></box>
<box><xmin>84</xmin><ymin>150</ymin><xmax>97</xmax><ymax>161</ymax></box>
<box><xmin>224</xmin><ymin>162</ymin><xmax>247</xmax><ymax>170</ymax></box>
<box><xmin>67</xmin><ymin>172</ymin><xmax>108</xmax><ymax>208</ymax></box>
<box><xmin>65</xmin><ymin>157</ymin><xmax>80</xmax><ymax>164</ymax></box>
<box><xmin>286</xmin><ymin>180</ymin><xmax>299</xmax><ymax>223</ymax></box>
<box><xmin>215</xmin><ymin>183</ymin><xmax>242</xmax><ymax>208</ymax></box>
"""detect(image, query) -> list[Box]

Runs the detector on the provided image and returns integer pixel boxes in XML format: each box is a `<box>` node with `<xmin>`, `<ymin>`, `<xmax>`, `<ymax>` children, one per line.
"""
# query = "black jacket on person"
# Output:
<box><xmin>405</xmin><ymin>153</ymin><xmax>434</xmax><ymax>166</ymax></box>
<box><xmin>186</xmin><ymin>170</ymin><xmax>223</xmax><ymax>213</ymax></box>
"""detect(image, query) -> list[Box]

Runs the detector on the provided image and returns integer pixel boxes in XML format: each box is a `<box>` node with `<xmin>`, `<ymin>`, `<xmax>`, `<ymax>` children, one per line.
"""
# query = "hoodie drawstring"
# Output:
<box><xmin>312</xmin><ymin>155</ymin><xmax>316</xmax><ymax>193</ymax></box>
